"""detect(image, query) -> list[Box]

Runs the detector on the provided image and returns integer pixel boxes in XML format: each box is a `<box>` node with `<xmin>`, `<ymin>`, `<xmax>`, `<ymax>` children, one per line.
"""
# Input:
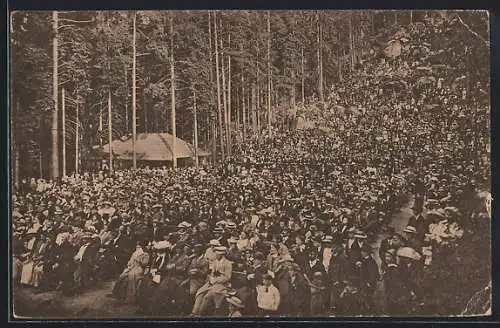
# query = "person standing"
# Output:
<box><xmin>256</xmin><ymin>273</ymin><xmax>281</xmax><ymax>316</ymax></box>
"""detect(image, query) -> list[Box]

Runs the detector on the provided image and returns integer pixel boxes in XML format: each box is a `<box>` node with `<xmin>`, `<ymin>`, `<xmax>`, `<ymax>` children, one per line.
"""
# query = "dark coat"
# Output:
<box><xmin>287</xmin><ymin>273</ymin><xmax>311</xmax><ymax>316</ymax></box>
<box><xmin>360</xmin><ymin>255</ymin><xmax>379</xmax><ymax>294</ymax></box>
<box><xmin>304</xmin><ymin>259</ymin><xmax>327</xmax><ymax>281</ymax></box>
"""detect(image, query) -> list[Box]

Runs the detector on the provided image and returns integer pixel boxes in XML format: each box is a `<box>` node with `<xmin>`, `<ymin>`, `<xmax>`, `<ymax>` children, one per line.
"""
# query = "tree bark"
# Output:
<box><xmin>214</xmin><ymin>11</ymin><xmax>225</xmax><ymax>161</ymax></box>
<box><xmin>170</xmin><ymin>12</ymin><xmax>177</xmax><ymax>169</ymax></box>
<box><xmin>227</xmin><ymin>30</ymin><xmax>232</xmax><ymax>155</ymax></box>
<box><xmin>75</xmin><ymin>92</ymin><xmax>79</xmax><ymax>175</ymax></box>
<box><xmin>124</xmin><ymin>63</ymin><xmax>129</xmax><ymax>133</ymax></box>
<box><xmin>317</xmin><ymin>11</ymin><xmax>324</xmax><ymax>102</ymax></box>
<box><xmin>267</xmin><ymin>10</ymin><xmax>272</xmax><ymax>135</ymax></box>
<box><xmin>132</xmin><ymin>12</ymin><xmax>137</xmax><ymax>169</ymax></box>
<box><xmin>241</xmin><ymin>74</ymin><xmax>246</xmax><ymax>141</ymax></box>
<box><xmin>62</xmin><ymin>87</ymin><xmax>66</xmax><ymax>177</ymax></box>
<box><xmin>193</xmin><ymin>88</ymin><xmax>199</xmax><ymax>168</ymax></box>
<box><xmin>143</xmin><ymin>87</ymin><xmax>148</xmax><ymax>133</ymax></box>
<box><xmin>51</xmin><ymin>11</ymin><xmax>59</xmax><ymax>181</ymax></box>
<box><xmin>251</xmin><ymin>84</ymin><xmax>257</xmax><ymax>135</ymax></box>
<box><xmin>108</xmin><ymin>90</ymin><xmax>113</xmax><ymax>175</ymax></box>
<box><xmin>208</xmin><ymin>11</ymin><xmax>217</xmax><ymax>165</ymax></box>
<box><xmin>301</xmin><ymin>47</ymin><xmax>305</xmax><ymax>103</ymax></box>
<box><xmin>349</xmin><ymin>11</ymin><xmax>354</xmax><ymax>72</ymax></box>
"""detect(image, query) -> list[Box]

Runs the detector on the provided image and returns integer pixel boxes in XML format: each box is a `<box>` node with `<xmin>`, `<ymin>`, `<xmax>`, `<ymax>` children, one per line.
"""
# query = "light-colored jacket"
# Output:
<box><xmin>257</xmin><ymin>284</ymin><xmax>281</xmax><ymax>311</ymax></box>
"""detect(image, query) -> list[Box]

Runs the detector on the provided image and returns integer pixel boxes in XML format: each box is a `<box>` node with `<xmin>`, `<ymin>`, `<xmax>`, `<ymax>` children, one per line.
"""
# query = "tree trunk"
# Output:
<box><xmin>227</xmin><ymin>31</ymin><xmax>232</xmax><ymax>155</ymax></box>
<box><xmin>214</xmin><ymin>12</ymin><xmax>225</xmax><ymax>161</ymax></box>
<box><xmin>208</xmin><ymin>11</ymin><xmax>217</xmax><ymax>165</ymax></box>
<box><xmin>132</xmin><ymin>12</ymin><xmax>137</xmax><ymax>169</ymax></box>
<box><xmin>124</xmin><ymin>63</ymin><xmax>129</xmax><ymax>133</ymax></box>
<box><xmin>291</xmin><ymin>69</ymin><xmax>296</xmax><ymax>129</ymax></box>
<box><xmin>301</xmin><ymin>47</ymin><xmax>305</xmax><ymax>103</ymax></box>
<box><xmin>251</xmin><ymin>85</ymin><xmax>257</xmax><ymax>135</ymax></box>
<box><xmin>51</xmin><ymin>11</ymin><xmax>59</xmax><ymax>181</ymax></box>
<box><xmin>220</xmin><ymin>34</ymin><xmax>228</xmax><ymax>158</ymax></box>
<box><xmin>75</xmin><ymin>93</ymin><xmax>79</xmax><ymax>175</ymax></box>
<box><xmin>349</xmin><ymin>12</ymin><xmax>354</xmax><ymax>72</ymax></box>
<box><xmin>61</xmin><ymin>87</ymin><xmax>66</xmax><ymax>177</ymax></box>
<box><xmin>170</xmin><ymin>13</ymin><xmax>177</xmax><ymax>169</ymax></box>
<box><xmin>108</xmin><ymin>90</ymin><xmax>113</xmax><ymax>175</ymax></box>
<box><xmin>236</xmin><ymin>83</ymin><xmax>240</xmax><ymax>137</ymax></box>
<box><xmin>267</xmin><ymin>10</ymin><xmax>272</xmax><ymax>135</ymax></box>
<box><xmin>242</xmin><ymin>74</ymin><xmax>246</xmax><ymax>141</ymax></box>
<box><xmin>39</xmin><ymin>116</ymin><xmax>43</xmax><ymax>178</ymax></box>
<box><xmin>143</xmin><ymin>87</ymin><xmax>148</xmax><ymax>133</ymax></box>
<box><xmin>410</xmin><ymin>10</ymin><xmax>413</xmax><ymax>24</ymax></box>
<box><xmin>317</xmin><ymin>11</ymin><xmax>324</xmax><ymax>103</ymax></box>
<box><xmin>337</xmin><ymin>46</ymin><xmax>343</xmax><ymax>81</ymax></box>
<box><xmin>193</xmin><ymin>88</ymin><xmax>199</xmax><ymax>168</ymax></box>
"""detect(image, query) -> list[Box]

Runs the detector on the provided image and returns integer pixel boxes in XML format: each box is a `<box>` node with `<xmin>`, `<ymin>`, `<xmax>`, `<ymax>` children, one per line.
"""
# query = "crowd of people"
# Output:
<box><xmin>12</xmin><ymin>15</ymin><xmax>490</xmax><ymax>317</ymax></box>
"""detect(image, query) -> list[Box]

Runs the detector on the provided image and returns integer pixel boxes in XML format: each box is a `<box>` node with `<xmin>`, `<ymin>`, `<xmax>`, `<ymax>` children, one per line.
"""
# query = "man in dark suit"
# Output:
<box><xmin>358</xmin><ymin>244</ymin><xmax>379</xmax><ymax>313</ymax></box>
<box><xmin>293</xmin><ymin>236</ymin><xmax>308</xmax><ymax>270</ymax></box>
<box><xmin>304</xmin><ymin>248</ymin><xmax>327</xmax><ymax>281</ymax></box>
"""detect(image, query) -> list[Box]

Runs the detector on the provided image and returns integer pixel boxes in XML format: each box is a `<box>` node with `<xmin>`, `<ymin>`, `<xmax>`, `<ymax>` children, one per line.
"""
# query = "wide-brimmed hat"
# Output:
<box><xmin>209</xmin><ymin>239</ymin><xmax>221</xmax><ymax>247</ymax></box>
<box><xmin>177</xmin><ymin>221</ymin><xmax>192</xmax><ymax>229</ymax></box>
<box><xmin>354</xmin><ymin>230</ymin><xmax>368</xmax><ymax>239</ymax></box>
<box><xmin>227</xmin><ymin>237</ymin><xmax>238</xmax><ymax>244</ymax></box>
<box><xmin>396</xmin><ymin>247</ymin><xmax>422</xmax><ymax>261</ymax></box>
<box><xmin>403</xmin><ymin>226</ymin><xmax>417</xmax><ymax>234</ymax></box>
<box><xmin>153</xmin><ymin>240</ymin><xmax>170</xmax><ymax>250</ymax></box>
<box><xmin>214</xmin><ymin>246</ymin><xmax>227</xmax><ymax>254</ymax></box>
<box><xmin>322</xmin><ymin>235</ymin><xmax>334</xmax><ymax>243</ymax></box>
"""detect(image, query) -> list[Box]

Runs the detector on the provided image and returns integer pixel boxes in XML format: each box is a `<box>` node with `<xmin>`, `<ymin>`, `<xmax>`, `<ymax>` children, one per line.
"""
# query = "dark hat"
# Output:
<box><xmin>262</xmin><ymin>273</ymin><xmax>273</xmax><ymax>280</ymax></box>
<box><xmin>360</xmin><ymin>243</ymin><xmax>372</xmax><ymax>253</ymax></box>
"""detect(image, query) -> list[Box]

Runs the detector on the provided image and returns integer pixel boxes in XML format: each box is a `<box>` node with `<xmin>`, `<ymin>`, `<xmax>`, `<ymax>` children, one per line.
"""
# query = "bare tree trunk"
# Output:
<box><xmin>75</xmin><ymin>93</ymin><xmax>79</xmax><ymax>175</ymax></box>
<box><xmin>143</xmin><ymin>87</ymin><xmax>148</xmax><ymax>133</ymax></box>
<box><xmin>193</xmin><ymin>88</ymin><xmax>199</xmax><ymax>168</ymax></box>
<box><xmin>227</xmin><ymin>30</ymin><xmax>232</xmax><ymax>155</ymax></box>
<box><xmin>301</xmin><ymin>47</ymin><xmax>305</xmax><ymax>103</ymax></box>
<box><xmin>267</xmin><ymin>10</ymin><xmax>272</xmax><ymax>135</ymax></box>
<box><xmin>410</xmin><ymin>10</ymin><xmax>413</xmax><ymax>24</ymax></box>
<box><xmin>236</xmin><ymin>83</ymin><xmax>240</xmax><ymax>136</ymax></box>
<box><xmin>337</xmin><ymin>46</ymin><xmax>343</xmax><ymax>81</ymax></box>
<box><xmin>39</xmin><ymin>116</ymin><xmax>43</xmax><ymax>178</ymax></box>
<box><xmin>61</xmin><ymin>87</ymin><xmax>67</xmax><ymax>177</ymax></box>
<box><xmin>51</xmin><ymin>11</ymin><xmax>59</xmax><ymax>181</ymax></box>
<box><xmin>251</xmin><ymin>85</ymin><xmax>257</xmax><ymax>135</ymax></box>
<box><xmin>170</xmin><ymin>13</ymin><xmax>177</xmax><ymax>169</ymax></box>
<box><xmin>99</xmin><ymin>104</ymin><xmax>103</xmax><ymax>148</ymax></box>
<box><xmin>208</xmin><ymin>11</ymin><xmax>217</xmax><ymax>165</ymax></box>
<box><xmin>317</xmin><ymin>11</ymin><xmax>324</xmax><ymax>102</ymax></box>
<box><xmin>220</xmin><ymin>34</ymin><xmax>228</xmax><ymax>158</ymax></box>
<box><xmin>241</xmin><ymin>74</ymin><xmax>246</xmax><ymax>141</ymax></box>
<box><xmin>214</xmin><ymin>11</ymin><xmax>225</xmax><ymax>161</ymax></box>
<box><xmin>349</xmin><ymin>11</ymin><xmax>354</xmax><ymax>72</ymax></box>
<box><xmin>108</xmin><ymin>90</ymin><xmax>113</xmax><ymax>175</ymax></box>
<box><xmin>291</xmin><ymin>69</ymin><xmax>296</xmax><ymax>129</ymax></box>
<box><xmin>132</xmin><ymin>12</ymin><xmax>137</xmax><ymax>169</ymax></box>
<box><xmin>124</xmin><ymin>63</ymin><xmax>129</xmax><ymax>133</ymax></box>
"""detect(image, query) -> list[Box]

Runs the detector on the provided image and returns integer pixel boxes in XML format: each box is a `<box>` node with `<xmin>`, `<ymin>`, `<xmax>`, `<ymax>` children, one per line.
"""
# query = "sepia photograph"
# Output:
<box><xmin>10</xmin><ymin>10</ymin><xmax>491</xmax><ymax>319</ymax></box>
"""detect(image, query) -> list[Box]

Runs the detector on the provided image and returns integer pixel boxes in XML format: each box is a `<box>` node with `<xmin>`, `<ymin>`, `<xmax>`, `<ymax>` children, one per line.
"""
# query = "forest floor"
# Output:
<box><xmin>12</xmin><ymin>201</ymin><xmax>414</xmax><ymax>319</ymax></box>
